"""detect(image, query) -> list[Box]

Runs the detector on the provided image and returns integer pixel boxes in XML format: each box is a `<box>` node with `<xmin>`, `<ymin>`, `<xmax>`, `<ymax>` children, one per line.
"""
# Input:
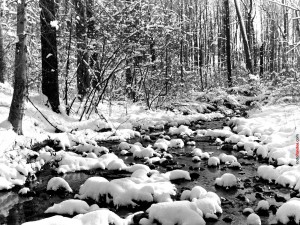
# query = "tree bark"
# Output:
<box><xmin>260</xmin><ymin>42</ymin><xmax>264</xmax><ymax>77</ymax></box>
<box><xmin>224</xmin><ymin>0</ymin><xmax>232</xmax><ymax>87</ymax></box>
<box><xmin>75</xmin><ymin>0</ymin><xmax>90</xmax><ymax>100</ymax></box>
<box><xmin>8</xmin><ymin>0</ymin><xmax>27</xmax><ymax>135</ymax></box>
<box><xmin>0</xmin><ymin>21</ymin><xmax>5</xmax><ymax>83</ymax></box>
<box><xmin>40</xmin><ymin>0</ymin><xmax>60</xmax><ymax>113</ymax></box>
<box><xmin>233</xmin><ymin>0</ymin><xmax>253</xmax><ymax>73</ymax></box>
<box><xmin>282</xmin><ymin>0</ymin><xmax>288</xmax><ymax>71</ymax></box>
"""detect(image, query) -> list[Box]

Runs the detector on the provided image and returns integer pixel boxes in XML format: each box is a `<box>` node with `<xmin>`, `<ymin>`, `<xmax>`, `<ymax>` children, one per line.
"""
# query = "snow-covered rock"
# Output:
<box><xmin>255</xmin><ymin>200</ymin><xmax>269</xmax><ymax>211</ymax></box>
<box><xmin>169</xmin><ymin>139</ymin><xmax>184</xmax><ymax>148</ymax></box>
<box><xmin>215</xmin><ymin>173</ymin><xmax>237</xmax><ymax>188</ymax></box>
<box><xmin>144</xmin><ymin>201</ymin><xmax>205</xmax><ymax>225</ymax></box>
<box><xmin>45</xmin><ymin>199</ymin><xmax>90</xmax><ymax>215</ymax></box>
<box><xmin>247</xmin><ymin>213</ymin><xmax>261</xmax><ymax>225</ymax></box>
<box><xmin>219</xmin><ymin>153</ymin><xmax>237</xmax><ymax>164</ymax></box>
<box><xmin>208</xmin><ymin>157</ymin><xmax>220</xmax><ymax>167</ymax></box>
<box><xmin>276</xmin><ymin>198</ymin><xmax>300</xmax><ymax>224</ymax></box>
<box><xmin>46</xmin><ymin>177</ymin><xmax>72</xmax><ymax>192</ymax></box>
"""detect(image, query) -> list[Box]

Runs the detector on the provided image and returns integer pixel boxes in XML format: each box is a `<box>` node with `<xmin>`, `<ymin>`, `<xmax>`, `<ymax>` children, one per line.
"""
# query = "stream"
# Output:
<box><xmin>0</xmin><ymin>118</ymin><xmax>292</xmax><ymax>225</ymax></box>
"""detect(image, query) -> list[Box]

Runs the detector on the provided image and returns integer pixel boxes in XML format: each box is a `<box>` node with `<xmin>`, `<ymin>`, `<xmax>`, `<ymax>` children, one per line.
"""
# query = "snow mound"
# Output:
<box><xmin>169</xmin><ymin>139</ymin><xmax>184</xmax><ymax>148</ymax></box>
<box><xmin>192</xmin><ymin>148</ymin><xmax>209</xmax><ymax>159</ymax></box>
<box><xmin>205</xmin><ymin>128</ymin><xmax>233</xmax><ymax>138</ymax></box>
<box><xmin>169</xmin><ymin>125</ymin><xmax>193</xmax><ymax>136</ymax></box>
<box><xmin>154</xmin><ymin>139</ymin><xmax>170</xmax><ymax>151</ymax></box>
<box><xmin>276</xmin><ymin>198</ymin><xmax>300</xmax><ymax>224</ymax></box>
<box><xmin>208</xmin><ymin>157</ymin><xmax>220</xmax><ymax>167</ymax></box>
<box><xmin>23</xmin><ymin>208</ymin><xmax>127</xmax><ymax>225</ymax></box>
<box><xmin>215</xmin><ymin>173</ymin><xmax>237</xmax><ymax>188</ymax></box>
<box><xmin>144</xmin><ymin>201</ymin><xmax>205</xmax><ymax>225</ymax></box>
<box><xmin>18</xmin><ymin>187</ymin><xmax>30</xmax><ymax>195</ymax></box>
<box><xmin>40</xmin><ymin>151</ymin><xmax>126</xmax><ymax>174</ymax></box>
<box><xmin>194</xmin><ymin>197</ymin><xmax>222</xmax><ymax>219</ymax></box>
<box><xmin>46</xmin><ymin>177</ymin><xmax>73</xmax><ymax>192</ymax></box>
<box><xmin>72</xmin><ymin>144</ymin><xmax>109</xmax><ymax>156</ymax></box>
<box><xmin>255</xmin><ymin>200</ymin><xmax>269</xmax><ymax>211</ymax></box>
<box><xmin>118</xmin><ymin>142</ymin><xmax>131</xmax><ymax>150</ymax></box>
<box><xmin>45</xmin><ymin>199</ymin><xmax>90</xmax><ymax>215</ymax></box>
<box><xmin>75</xmin><ymin>172</ymin><xmax>176</xmax><ymax>207</ymax></box>
<box><xmin>219</xmin><ymin>153</ymin><xmax>237</xmax><ymax>164</ymax></box>
<box><xmin>165</xmin><ymin>170</ymin><xmax>191</xmax><ymax>181</ymax></box>
<box><xmin>257</xmin><ymin>165</ymin><xmax>279</xmax><ymax>182</ymax></box>
<box><xmin>190</xmin><ymin>186</ymin><xmax>207</xmax><ymax>200</ymax></box>
<box><xmin>247</xmin><ymin>213</ymin><xmax>261</xmax><ymax>225</ymax></box>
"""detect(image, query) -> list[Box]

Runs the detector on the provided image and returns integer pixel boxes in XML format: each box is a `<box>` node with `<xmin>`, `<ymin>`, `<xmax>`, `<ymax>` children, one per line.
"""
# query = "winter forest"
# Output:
<box><xmin>1</xmin><ymin>0</ymin><xmax>300</xmax><ymax>224</ymax></box>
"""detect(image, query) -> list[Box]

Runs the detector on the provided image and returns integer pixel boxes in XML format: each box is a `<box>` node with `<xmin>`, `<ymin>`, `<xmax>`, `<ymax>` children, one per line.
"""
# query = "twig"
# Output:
<box><xmin>26</xmin><ymin>97</ymin><xmax>63</xmax><ymax>132</ymax></box>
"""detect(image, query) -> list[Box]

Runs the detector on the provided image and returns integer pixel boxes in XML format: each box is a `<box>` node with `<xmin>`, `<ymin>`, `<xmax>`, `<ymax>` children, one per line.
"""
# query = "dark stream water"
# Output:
<box><xmin>0</xmin><ymin>119</ymin><xmax>292</xmax><ymax>225</ymax></box>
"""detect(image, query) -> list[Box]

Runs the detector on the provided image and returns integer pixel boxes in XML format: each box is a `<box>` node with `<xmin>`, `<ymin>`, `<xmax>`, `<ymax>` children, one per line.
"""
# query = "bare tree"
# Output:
<box><xmin>0</xmin><ymin>20</ymin><xmax>5</xmax><ymax>83</ymax></box>
<box><xmin>234</xmin><ymin>0</ymin><xmax>253</xmax><ymax>73</ymax></box>
<box><xmin>8</xmin><ymin>0</ymin><xmax>27</xmax><ymax>134</ymax></box>
<box><xmin>224</xmin><ymin>0</ymin><xmax>232</xmax><ymax>87</ymax></box>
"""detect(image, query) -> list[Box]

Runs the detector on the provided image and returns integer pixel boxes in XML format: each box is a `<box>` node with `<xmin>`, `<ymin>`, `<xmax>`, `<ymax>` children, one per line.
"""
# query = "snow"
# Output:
<box><xmin>23</xmin><ymin>209</ymin><xmax>128</xmax><ymax>225</ymax></box>
<box><xmin>72</xmin><ymin>144</ymin><xmax>109</xmax><ymax>156</ymax></box>
<box><xmin>257</xmin><ymin>164</ymin><xmax>300</xmax><ymax>190</ymax></box>
<box><xmin>118</xmin><ymin>142</ymin><xmax>131</xmax><ymax>150</ymax></box>
<box><xmin>165</xmin><ymin>170</ymin><xmax>191</xmax><ymax>181</ymax></box>
<box><xmin>194</xmin><ymin>197</ymin><xmax>222</xmax><ymax>219</ymax></box>
<box><xmin>144</xmin><ymin>201</ymin><xmax>205</xmax><ymax>225</ymax></box>
<box><xmin>218</xmin><ymin>153</ymin><xmax>237</xmax><ymax>164</ymax></box>
<box><xmin>276</xmin><ymin>198</ymin><xmax>300</xmax><ymax>224</ymax></box>
<box><xmin>50</xmin><ymin>20</ymin><xmax>59</xmax><ymax>30</ymax></box>
<box><xmin>18</xmin><ymin>187</ymin><xmax>30</xmax><ymax>195</ymax></box>
<box><xmin>192</xmin><ymin>156</ymin><xmax>201</xmax><ymax>162</ymax></box>
<box><xmin>208</xmin><ymin>156</ymin><xmax>220</xmax><ymax>167</ymax></box>
<box><xmin>45</xmin><ymin>199</ymin><xmax>90</xmax><ymax>215</ymax></box>
<box><xmin>75</xmin><ymin>171</ymin><xmax>177</xmax><ymax>207</ymax></box>
<box><xmin>169</xmin><ymin>139</ymin><xmax>184</xmax><ymax>148</ymax></box>
<box><xmin>255</xmin><ymin>200</ymin><xmax>269</xmax><ymax>211</ymax></box>
<box><xmin>215</xmin><ymin>173</ymin><xmax>238</xmax><ymax>188</ymax></box>
<box><xmin>243</xmin><ymin>208</ymin><xmax>254</xmax><ymax>215</ymax></box>
<box><xmin>247</xmin><ymin>213</ymin><xmax>261</xmax><ymax>225</ymax></box>
<box><xmin>46</xmin><ymin>177</ymin><xmax>73</xmax><ymax>192</ymax></box>
<box><xmin>169</xmin><ymin>125</ymin><xmax>193</xmax><ymax>136</ymax></box>
<box><xmin>190</xmin><ymin>186</ymin><xmax>207</xmax><ymax>200</ymax></box>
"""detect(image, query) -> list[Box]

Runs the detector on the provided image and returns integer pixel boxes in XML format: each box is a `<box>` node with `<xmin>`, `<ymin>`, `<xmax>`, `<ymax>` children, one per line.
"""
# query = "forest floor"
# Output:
<box><xmin>1</xmin><ymin>81</ymin><xmax>300</xmax><ymax>225</ymax></box>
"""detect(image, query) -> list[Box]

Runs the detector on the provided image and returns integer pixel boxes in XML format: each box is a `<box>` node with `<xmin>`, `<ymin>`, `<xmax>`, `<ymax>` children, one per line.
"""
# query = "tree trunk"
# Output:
<box><xmin>0</xmin><ymin>21</ymin><xmax>5</xmax><ymax>83</ymax></box>
<box><xmin>75</xmin><ymin>0</ymin><xmax>90</xmax><ymax>100</ymax></box>
<box><xmin>233</xmin><ymin>0</ymin><xmax>253</xmax><ymax>73</ymax></box>
<box><xmin>282</xmin><ymin>0</ymin><xmax>288</xmax><ymax>72</ymax></box>
<box><xmin>8</xmin><ymin>0</ymin><xmax>27</xmax><ymax>135</ymax></box>
<box><xmin>40</xmin><ymin>0</ymin><xmax>60</xmax><ymax>113</ymax></box>
<box><xmin>224</xmin><ymin>0</ymin><xmax>232</xmax><ymax>87</ymax></box>
<box><xmin>270</xmin><ymin>19</ymin><xmax>276</xmax><ymax>72</ymax></box>
<box><xmin>260</xmin><ymin>42</ymin><xmax>264</xmax><ymax>77</ymax></box>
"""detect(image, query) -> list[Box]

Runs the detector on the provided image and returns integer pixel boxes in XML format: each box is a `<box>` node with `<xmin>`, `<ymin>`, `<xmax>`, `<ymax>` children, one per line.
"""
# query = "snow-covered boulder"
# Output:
<box><xmin>255</xmin><ymin>200</ymin><xmax>269</xmax><ymax>211</ymax></box>
<box><xmin>219</xmin><ymin>153</ymin><xmax>237</xmax><ymax>164</ymax></box>
<box><xmin>208</xmin><ymin>157</ymin><xmax>220</xmax><ymax>167</ymax></box>
<box><xmin>169</xmin><ymin>139</ymin><xmax>184</xmax><ymax>148</ymax></box>
<box><xmin>143</xmin><ymin>201</ymin><xmax>205</xmax><ymax>225</ymax></box>
<box><xmin>45</xmin><ymin>199</ymin><xmax>90</xmax><ymax>215</ymax></box>
<box><xmin>215</xmin><ymin>173</ymin><xmax>237</xmax><ymax>188</ymax></box>
<box><xmin>257</xmin><ymin>165</ymin><xmax>279</xmax><ymax>182</ymax></box>
<box><xmin>276</xmin><ymin>198</ymin><xmax>300</xmax><ymax>224</ymax></box>
<box><xmin>47</xmin><ymin>177</ymin><xmax>72</xmax><ymax>192</ymax></box>
<box><xmin>194</xmin><ymin>197</ymin><xmax>222</xmax><ymax>219</ymax></box>
<box><xmin>247</xmin><ymin>213</ymin><xmax>261</xmax><ymax>225</ymax></box>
